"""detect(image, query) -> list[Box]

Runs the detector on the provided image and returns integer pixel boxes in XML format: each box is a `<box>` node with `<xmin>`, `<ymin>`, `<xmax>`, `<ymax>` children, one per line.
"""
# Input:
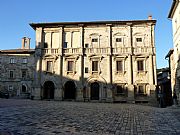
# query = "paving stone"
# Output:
<box><xmin>0</xmin><ymin>99</ymin><xmax>180</xmax><ymax>135</ymax></box>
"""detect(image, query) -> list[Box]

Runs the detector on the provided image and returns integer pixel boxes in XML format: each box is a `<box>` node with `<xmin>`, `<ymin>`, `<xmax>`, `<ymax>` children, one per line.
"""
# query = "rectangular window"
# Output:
<box><xmin>47</xmin><ymin>61</ymin><xmax>53</xmax><ymax>72</ymax></box>
<box><xmin>67</xmin><ymin>61</ymin><xmax>73</xmax><ymax>72</ymax></box>
<box><xmin>85</xmin><ymin>44</ymin><xmax>89</xmax><ymax>48</ymax></box>
<box><xmin>64</xmin><ymin>42</ymin><xmax>68</xmax><ymax>48</ymax></box>
<box><xmin>85</xmin><ymin>67</ymin><xmax>88</xmax><ymax>73</ymax></box>
<box><xmin>44</xmin><ymin>43</ymin><xmax>48</xmax><ymax>48</ymax></box>
<box><xmin>92</xmin><ymin>38</ymin><xmax>98</xmax><ymax>42</ymax></box>
<box><xmin>22</xmin><ymin>70</ymin><xmax>27</xmax><ymax>78</ymax></box>
<box><xmin>116</xmin><ymin>61</ymin><xmax>123</xmax><ymax>72</ymax></box>
<box><xmin>137</xmin><ymin>60</ymin><xmax>144</xmax><ymax>71</ymax></box>
<box><xmin>10</xmin><ymin>58</ymin><xmax>15</xmax><ymax>64</ymax></box>
<box><xmin>0</xmin><ymin>57</ymin><xmax>2</xmax><ymax>64</ymax></box>
<box><xmin>22</xmin><ymin>58</ymin><xmax>27</xmax><ymax>64</ymax></box>
<box><xmin>92</xmin><ymin>61</ymin><xmax>98</xmax><ymax>71</ymax></box>
<box><xmin>116</xmin><ymin>38</ymin><xmax>122</xmax><ymax>42</ymax></box>
<box><xmin>136</xmin><ymin>38</ymin><xmax>142</xmax><ymax>42</ymax></box>
<box><xmin>9</xmin><ymin>71</ymin><xmax>14</xmax><ymax>78</ymax></box>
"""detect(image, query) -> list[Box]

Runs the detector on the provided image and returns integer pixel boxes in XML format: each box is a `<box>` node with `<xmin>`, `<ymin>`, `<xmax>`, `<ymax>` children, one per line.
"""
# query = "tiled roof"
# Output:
<box><xmin>0</xmin><ymin>49</ymin><xmax>35</xmax><ymax>54</ymax></box>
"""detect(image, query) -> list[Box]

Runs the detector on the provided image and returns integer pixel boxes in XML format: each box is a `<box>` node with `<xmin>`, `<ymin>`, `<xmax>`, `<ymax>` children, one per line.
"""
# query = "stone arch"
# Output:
<box><xmin>63</xmin><ymin>80</ymin><xmax>76</xmax><ymax>100</ymax></box>
<box><xmin>43</xmin><ymin>81</ymin><xmax>55</xmax><ymax>99</ymax></box>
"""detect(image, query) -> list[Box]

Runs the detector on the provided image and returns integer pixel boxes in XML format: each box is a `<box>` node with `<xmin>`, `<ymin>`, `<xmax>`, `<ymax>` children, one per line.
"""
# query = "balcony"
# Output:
<box><xmin>133</xmin><ymin>47</ymin><xmax>155</xmax><ymax>55</ymax></box>
<box><xmin>112</xmin><ymin>47</ymin><xmax>131</xmax><ymax>54</ymax></box>
<box><xmin>63</xmin><ymin>48</ymin><xmax>82</xmax><ymax>55</ymax></box>
<box><xmin>85</xmin><ymin>48</ymin><xmax>111</xmax><ymax>55</ymax></box>
<box><xmin>42</xmin><ymin>48</ymin><xmax>59</xmax><ymax>55</ymax></box>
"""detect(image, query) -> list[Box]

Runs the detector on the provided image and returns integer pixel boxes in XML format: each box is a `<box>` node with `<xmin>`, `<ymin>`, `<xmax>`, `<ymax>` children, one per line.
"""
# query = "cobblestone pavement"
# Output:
<box><xmin>0</xmin><ymin>99</ymin><xmax>180</xmax><ymax>135</ymax></box>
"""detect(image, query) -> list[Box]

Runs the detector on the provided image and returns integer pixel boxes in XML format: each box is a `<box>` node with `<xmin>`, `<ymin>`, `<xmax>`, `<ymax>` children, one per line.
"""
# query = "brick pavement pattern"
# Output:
<box><xmin>0</xmin><ymin>99</ymin><xmax>180</xmax><ymax>135</ymax></box>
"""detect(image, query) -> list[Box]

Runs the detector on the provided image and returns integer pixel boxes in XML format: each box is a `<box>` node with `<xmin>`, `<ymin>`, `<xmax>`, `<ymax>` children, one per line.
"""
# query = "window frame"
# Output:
<box><xmin>67</xmin><ymin>61</ymin><xmax>74</xmax><ymax>72</ymax></box>
<box><xmin>136</xmin><ymin>37</ymin><xmax>142</xmax><ymax>42</ymax></box>
<box><xmin>92</xmin><ymin>61</ymin><xmax>98</xmax><ymax>72</ymax></box>
<box><xmin>116</xmin><ymin>84</ymin><xmax>127</xmax><ymax>96</ymax></box>
<box><xmin>22</xmin><ymin>58</ymin><xmax>28</xmax><ymax>64</ymax></box>
<box><xmin>116</xmin><ymin>60</ymin><xmax>123</xmax><ymax>72</ymax></box>
<box><xmin>10</xmin><ymin>58</ymin><xmax>15</xmax><ymax>64</ymax></box>
<box><xmin>46</xmin><ymin>61</ymin><xmax>53</xmax><ymax>72</ymax></box>
<box><xmin>9</xmin><ymin>70</ymin><xmax>14</xmax><ymax>78</ymax></box>
<box><xmin>92</xmin><ymin>38</ymin><xmax>98</xmax><ymax>42</ymax></box>
<box><xmin>137</xmin><ymin>60</ymin><xmax>144</xmax><ymax>71</ymax></box>
<box><xmin>116</xmin><ymin>38</ymin><xmax>122</xmax><ymax>42</ymax></box>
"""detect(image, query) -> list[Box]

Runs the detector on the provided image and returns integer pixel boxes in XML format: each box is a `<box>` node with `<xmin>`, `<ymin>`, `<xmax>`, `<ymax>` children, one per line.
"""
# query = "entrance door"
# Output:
<box><xmin>64</xmin><ymin>81</ymin><xmax>76</xmax><ymax>100</ymax></box>
<box><xmin>43</xmin><ymin>81</ymin><xmax>54</xmax><ymax>99</ymax></box>
<box><xmin>91</xmin><ymin>82</ymin><xmax>99</xmax><ymax>100</ymax></box>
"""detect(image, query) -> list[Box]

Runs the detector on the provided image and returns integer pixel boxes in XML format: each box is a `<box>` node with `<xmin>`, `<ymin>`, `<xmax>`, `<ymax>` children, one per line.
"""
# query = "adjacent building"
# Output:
<box><xmin>168</xmin><ymin>0</ymin><xmax>180</xmax><ymax>101</ymax></box>
<box><xmin>0</xmin><ymin>37</ymin><xmax>35</xmax><ymax>98</ymax></box>
<box><xmin>30</xmin><ymin>17</ymin><xmax>157</xmax><ymax>104</ymax></box>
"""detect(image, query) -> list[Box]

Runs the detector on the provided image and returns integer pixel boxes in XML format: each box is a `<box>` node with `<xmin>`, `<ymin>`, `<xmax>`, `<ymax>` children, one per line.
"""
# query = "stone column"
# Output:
<box><xmin>58</xmin><ymin>27</ymin><xmax>64</xmax><ymax>100</ymax></box>
<box><xmin>76</xmin><ymin>25</ymin><xmax>84</xmax><ymax>101</ymax></box>
<box><xmin>34</xmin><ymin>27</ymin><xmax>43</xmax><ymax>99</ymax></box>
<box><xmin>106</xmin><ymin>24</ymin><xmax>113</xmax><ymax>102</ymax></box>
<box><xmin>127</xmin><ymin>24</ymin><xmax>134</xmax><ymax>101</ymax></box>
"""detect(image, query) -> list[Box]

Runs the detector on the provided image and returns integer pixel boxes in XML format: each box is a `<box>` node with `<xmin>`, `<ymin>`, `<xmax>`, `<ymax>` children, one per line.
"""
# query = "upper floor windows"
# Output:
<box><xmin>92</xmin><ymin>61</ymin><xmax>98</xmax><ymax>72</ymax></box>
<box><xmin>21</xmin><ymin>69</ymin><xmax>27</xmax><ymax>78</ymax></box>
<box><xmin>67</xmin><ymin>61</ymin><xmax>74</xmax><ymax>72</ymax></box>
<box><xmin>47</xmin><ymin>61</ymin><xmax>53</xmax><ymax>72</ymax></box>
<box><xmin>137</xmin><ymin>60</ymin><xmax>144</xmax><ymax>71</ymax></box>
<box><xmin>92</xmin><ymin>38</ymin><xmax>98</xmax><ymax>42</ymax></box>
<box><xmin>10</xmin><ymin>58</ymin><xmax>15</xmax><ymax>64</ymax></box>
<box><xmin>116</xmin><ymin>61</ymin><xmax>123</xmax><ymax>72</ymax></box>
<box><xmin>116</xmin><ymin>38</ymin><xmax>122</xmax><ymax>42</ymax></box>
<box><xmin>63</xmin><ymin>42</ymin><xmax>68</xmax><ymax>48</ymax></box>
<box><xmin>9</xmin><ymin>70</ymin><xmax>14</xmax><ymax>78</ymax></box>
<box><xmin>22</xmin><ymin>58</ymin><xmax>28</xmax><ymax>64</ymax></box>
<box><xmin>136</xmin><ymin>38</ymin><xmax>142</xmax><ymax>42</ymax></box>
<box><xmin>0</xmin><ymin>57</ymin><xmax>2</xmax><ymax>64</ymax></box>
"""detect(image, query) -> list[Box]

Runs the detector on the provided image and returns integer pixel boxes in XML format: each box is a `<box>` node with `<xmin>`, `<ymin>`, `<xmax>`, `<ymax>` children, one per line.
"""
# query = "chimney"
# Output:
<box><xmin>148</xmin><ymin>15</ymin><xmax>152</xmax><ymax>20</ymax></box>
<box><xmin>22</xmin><ymin>37</ymin><xmax>30</xmax><ymax>49</ymax></box>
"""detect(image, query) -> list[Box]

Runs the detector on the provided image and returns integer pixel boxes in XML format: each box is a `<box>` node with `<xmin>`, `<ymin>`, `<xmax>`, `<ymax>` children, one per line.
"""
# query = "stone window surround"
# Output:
<box><xmin>114</xmin><ymin>56</ymin><xmax>127</xmax><ymax>74</ymax></box>
<box><xmin>115</xmin><ymin>83</ymin><xmax>127</xmax><ymax>96</ymax></box>
<box><xmin>88</xmin><ymin>55</ymin><xmax>103</xmax><ymax>75</ymax></box>
<box><xmin>113</xmin><ymin>33</ymin><xmax>126</xmax><ymax>47</ymax></box>
<box><xmin>135</xmin><ymin>57</ymin><xmax>148</xmax><ymax>74</ymax></box>
<box><xmin>65</xmin><ymin>56</ymin><xmax>79</xmax><ymax>75</ymax></box>
<box><xmin>10</xmin><ymin>58</ymin><xmax>15</xmax><ymax>64</ymax></box>
<box><xmin>89</xmin><ymin>33</ymin><xmax>101</xmax><ymax>48</ymax></box>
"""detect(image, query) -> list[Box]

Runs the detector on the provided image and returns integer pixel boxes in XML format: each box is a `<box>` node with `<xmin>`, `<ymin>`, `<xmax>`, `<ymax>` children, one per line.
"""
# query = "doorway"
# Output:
<box><xmin>64</xmin><ymin>81</ymin><xmax>76</xmax><ymax>100</ymax></box>
<box><xmin>90</xmin><ymin>82</ymin><xmax>99</xmax><ymax>100</ymax></box>
<box><xmin>43</xmin><ymin>81</ymin><xmax>55</xmax><ymax>99</ymax></box>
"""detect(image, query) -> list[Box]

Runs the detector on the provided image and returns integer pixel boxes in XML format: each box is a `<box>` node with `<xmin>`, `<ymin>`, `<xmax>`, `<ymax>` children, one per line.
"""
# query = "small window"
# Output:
<box><xmin>22</xmin><ymin>58</ymin><xmax>27</xmax><ymax>64</ymax></box>
<box><xmin>67</xmin><ymin>61</ymin><xmax>74</xmax><ymax>72</ymax></box>
<box><xmin>92</xmin><ymin>38</ymin><xmax>98</xmax><ymax>42</ymax></box>
<box><xmin>22</xmin><ymin>70</ymin><xmax>27</xmax><ymax>78</ymax></box>
<box><xmin>47</xmin><ymin>61</ymin><xmax>53</xmax><ymax>72</ymax></box>
<box><xmin>137</xmin><ymin>85</ymin><xmax>146</xmax><ymax>95</ymax></box>
<box><xmin>137</xmin><ymin>60</ymin><xmax>144</xmax><ymax>71</ymax></box>
<box><xmin>92</xmin><ymin>61</ymin><xmax>98</xmax><ymax>72</ymax></box>
<box><xmin>8</xmin><ymin>85</ymin><xmax>13</xmax><ymax>91</ymax></box>
<box><xmin>10</xmin><ymin>58</ymin><xmax>15</xmax><ymax>64</ymax></box>
<box><xmin>85</xmin><ymin>67</ymin><xmax>88</xmax><ymax>73</ymax></box>
<box><xmin>44</xmin><ymin>43</ymin><xmax>48</xmax><ymax>48</ymax></box>
<box><xmin>9</xmin><ymin>71</ymin><xmax>14</xmax><ymax>78</ymax></box>
<box><xmin>85</xmin><ymin>44</ymin><xmax>89</xmax><ymax>48</ymax></box>
<box><xmin>116</xmin><ymin>38</ymin><xmax>122</xmax><ymax>42</ymax></box>
<box><xmin>64</xmin><ymin>42</ymin><xmax>68</xmax><ymax>48</ymax></box>
<box><xmin>0</xmin><ymin>57</ymin><xmax>2</xmax><ymax>64</ymax></box>
<box><xmin>116</xmin><ymin>61</ymin><xmax>123</xmax><ymax>72</ymax></box>
<box><xmin>136</xmin><ymin>38</ymin><xmax>142</xmax><ymax>42</ymax></box>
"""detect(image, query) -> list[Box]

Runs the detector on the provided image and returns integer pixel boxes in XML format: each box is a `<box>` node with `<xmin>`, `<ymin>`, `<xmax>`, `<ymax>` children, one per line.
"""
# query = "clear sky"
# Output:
<box><xmin>0</xmin><ymin>0</ymin><xmax>173</xmax><ymax>68</ymax></box>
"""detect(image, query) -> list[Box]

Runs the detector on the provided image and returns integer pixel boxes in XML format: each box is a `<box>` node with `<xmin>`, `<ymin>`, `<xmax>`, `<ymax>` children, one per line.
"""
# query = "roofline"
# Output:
<box><xmin>165</xmin><ymin>49</ymin><xmax>174</xmax><ymax>58</ymax></box>
<box><xmin>29</xmin><ymin>20</ymin><xmax>156</xmax><ymax>30</ymax></box>
<box><xmin>0</xmin><ymin>49</ymin><xmax>35</xmax><ymax>54</ymax></box>
<box><xmin>168</xmin><ymin>0</ymin><xmax>179</xmax><ymax>19</ymax></box>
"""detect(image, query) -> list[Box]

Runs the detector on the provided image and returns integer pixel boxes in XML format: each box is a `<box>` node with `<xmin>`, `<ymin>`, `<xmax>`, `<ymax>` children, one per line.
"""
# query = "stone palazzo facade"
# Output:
<box><xmin>30</xmin><ymin>18</ymin><xmax>157</xmax><ymax>103</ymax></box>
<box><xmin>0</xmin><ymin>37</ymin><xmax>35</xmax><ymax>98</ymax></box>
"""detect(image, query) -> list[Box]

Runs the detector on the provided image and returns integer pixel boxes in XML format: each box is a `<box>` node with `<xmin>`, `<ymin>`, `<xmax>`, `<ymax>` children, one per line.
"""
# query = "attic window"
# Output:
<box><xmin>136</xmin><ymin>38</ymin><xmax>142</xmax><ymax>42</ymax></box>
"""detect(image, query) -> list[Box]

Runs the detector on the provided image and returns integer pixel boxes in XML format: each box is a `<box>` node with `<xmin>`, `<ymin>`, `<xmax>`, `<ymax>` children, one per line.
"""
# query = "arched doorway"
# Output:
<box><xmin>22</xmin><ymin>85</ymin><xmax>27</xmax><ymax>93</ymax></box>
<box><xmin>43</xmin><ymin>81</ymin><xmax>55</xmax><ymax>99</ymax></box>
<box><xmin>90</xmin><ymin>82</ymin><xmax>99</xmax><ymax>100</ymax></box>
<box><xmin>64</xmin><ymin>81</ymin><xmax>76</xmax><ymax>100</ymax></box>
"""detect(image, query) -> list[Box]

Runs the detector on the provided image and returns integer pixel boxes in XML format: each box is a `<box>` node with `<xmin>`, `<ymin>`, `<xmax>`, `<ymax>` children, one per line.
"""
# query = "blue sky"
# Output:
<box><xmin>0</xmin><ymin>0</ymin><xmax>173</xmax><ymax>68</ymax></box>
